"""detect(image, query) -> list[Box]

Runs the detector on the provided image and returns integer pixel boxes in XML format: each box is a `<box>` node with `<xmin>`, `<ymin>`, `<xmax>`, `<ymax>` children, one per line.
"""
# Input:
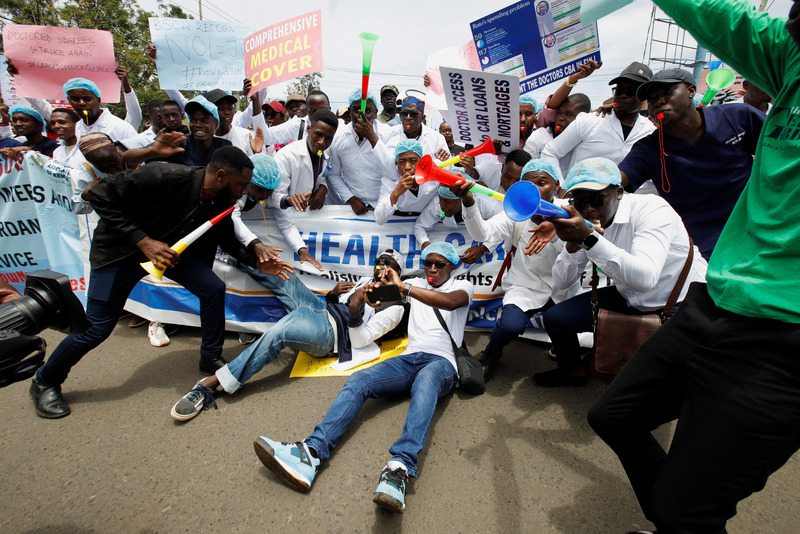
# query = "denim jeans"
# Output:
<box><xmin>484</xmin><ymin>301</ymin><xmax>552</xmax><ymax>363</ymax></box>
<box><xmin>216</xmin><ymin>266</ymin><xmax>334</xmax><ymax>394</ymax></box>
<box><xmin>305</xmin><ymin>351</ymin><xmax>457</xmax><ymax>478</ymax></box>
<box><xmin>37</xmin><ymin>251</ymin><xmax>226</xmax><ymax>387</ymax></box>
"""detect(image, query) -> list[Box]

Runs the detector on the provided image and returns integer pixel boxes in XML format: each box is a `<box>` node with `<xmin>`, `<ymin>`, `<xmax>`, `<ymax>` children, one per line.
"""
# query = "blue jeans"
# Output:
<box><xmin>305</xmin><ymin>352</ymin><xmax>457</xmax><ymax>478</ymax></box>
<box><xmin>37</xmin><ymin>251</ymin><xmax>226</xmax><ymax>387</ymax></box>
<box><xmin>216</xmin><ymin>266</ymin><xmax>334</xmax><ymax>393</ymax></box>
<box><xmin>484</xmin><ymin>302</ymin><xmax>552</xmax><ymax>363</ymax></box>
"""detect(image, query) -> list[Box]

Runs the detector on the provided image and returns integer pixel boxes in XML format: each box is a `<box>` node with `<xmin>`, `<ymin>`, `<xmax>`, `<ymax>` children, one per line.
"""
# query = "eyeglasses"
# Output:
<box><xmin>399</xmin><ymin>110</ymin><xmax>421</xmax><ymax>118</ymax></box>
<box><xmin>569</xmin><ymin>191</ymin><xmax>611</xmax><ymax>211</ymax></box>
<box><xmin>423</xmin><ymin>259</ymin><xmax>448</xmax><ymax>269</ymax></box>
<box><xmin>374</xmin><ymin>257</ymin><xmax>394</xmax><ymax>266</ymax></box>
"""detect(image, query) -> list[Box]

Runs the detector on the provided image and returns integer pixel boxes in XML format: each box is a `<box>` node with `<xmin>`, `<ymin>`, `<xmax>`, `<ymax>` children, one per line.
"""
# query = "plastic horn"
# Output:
<box><xmin>437</xmin><ymin>137</ymin><xmax>496</xmax><ymax>168</ymax></box>
<box><xmin>503</xmin><ymin>180</ymin><xmax>593</xmax><ymax>227</ymax></box>
<box><xmin>699</xmin><ymin>68</ymin><xmax>736</xmax><ymax>107</ymax></box>
<box><xmin>414</xmin><ymin>155</ymin><xmax>504</xmax><ymax>201</ymax></box>
<box><xmin>140</xmin><ymin>205</ymin><xmax>237</xmax><ymax>280</ymax></box>
<box><xmin>358</xmin><ymin>32</ymin><xmax>380</xmax><ymax>114</ymax></box>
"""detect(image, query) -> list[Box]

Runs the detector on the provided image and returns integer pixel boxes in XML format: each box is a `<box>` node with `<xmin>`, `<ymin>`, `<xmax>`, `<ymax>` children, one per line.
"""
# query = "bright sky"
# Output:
<box><xmin>140</xmin><ymin>0</ymin><xmax>793</xmax><ymax>124</ymax></box>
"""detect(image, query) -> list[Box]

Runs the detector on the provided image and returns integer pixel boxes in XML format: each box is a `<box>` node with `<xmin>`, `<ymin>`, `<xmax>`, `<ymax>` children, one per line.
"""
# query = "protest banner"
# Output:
<box><xmin>1</xmin><ymin>25</ymin><xmax>120</xmax><ymax>102</ymax></box>
<box><xmin>425</xmin><ymin>42</ymin><xmax>482</xmax><ymax>112</ymax></box>
<box><xmin>439</xmin><ymin>67</ymin><xmax>520</xmax><ymax>150</ymax></box>
<box><xmin>0</xmin><ymin>152</ymin><xmax>87</xmax><ymax>303</ymax></box>
<box><xmin>123</xmin><ymin>205</ymin><xmax>553</xmax><ymax>340</ymax></box>
<box><xmin>148</xmin><ymin>18</ymin><xmax>253</xmax><ymax>91</ymax></box>
<box><xmin>470</xmin><ymin>1</ymin><xmax>602</xmax><ymax>94</ymax></box>
<box><xmin>0</xmin><ymin>55</ymin><xmax>23</xmax><ymax>107</ymax></box>
<box><xmin>244</xmin><ymin>10</ymin><xmax>322</xmax><ymax>95</ymax></box>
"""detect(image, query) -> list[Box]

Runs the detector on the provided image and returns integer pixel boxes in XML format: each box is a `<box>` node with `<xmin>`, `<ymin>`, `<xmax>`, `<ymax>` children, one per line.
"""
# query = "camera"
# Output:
<box><xmin>0</xmin><ymin>270</ymin><xmax>90</xmax><ymax>388</ymax></box>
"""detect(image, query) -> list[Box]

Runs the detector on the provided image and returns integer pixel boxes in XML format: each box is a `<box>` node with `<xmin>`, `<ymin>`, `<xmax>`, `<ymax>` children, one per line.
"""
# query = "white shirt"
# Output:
<box><xmin>119</xmin><ymin>128</ymin><xmax>158</xmax><ymax>150</ymax></box>
<box><xmin>380</xmin><ymin>124</ymin><xmax>449</xmax><ymax>178</ymax></box>
<box><xmin>76</xmin><ymin>108</ymin><xmax>138</xmax><ymax>143</ymax></box>
<box><xmin>524</xmin><ymin>126</ymin><xmax>573</xmax><ymax>181</ymax></box>
<box><xmin>413</xmin><ymin>197</ymin><xmax>500</xmax><ymax>251</ymax></box>
<box><xmin>541</xmin><ymin>111</ymin><xmax>655</xmax><ymax>170</ymax></box>
<box><xmin>374</xmin><ymin>178</ymin><xmax>439</xmax><ymax>225</ymax></box>
<box><xmin>52</xmin><ymin>143</ymin><xmax>86</xmax><ymax>168</ymax></box>
<box><xmin>404</xmin><ymin>276</ymin><xmax>473</xmax><ymax>373</ymax></box>
<box><xmin>462</xmin><ymin>202</ymin><xmax>578</xmax><ymax>311</ymax></box>
<box><xmin>231</xmin><ymin>199</ymin><xmax>306</xmax><ymax>254</ymax></box>
<box><xmin>326</xmin><ymin>119</ymin><xmax>394</xmax><ymax>206</ymax></box>
<box><xmin>337</xmin><ymin>277</ymin><xmax>405</xmax><ymax>351</ymax></box>
<box><xmin>217</xmin><ymin>125</ymin><xmax>255</xmax><ymax>156</ymax></box>
<box><xmin>552</xmin><ymin>194</ymin><xmax>707</xmax><ymax>311</ymax></box>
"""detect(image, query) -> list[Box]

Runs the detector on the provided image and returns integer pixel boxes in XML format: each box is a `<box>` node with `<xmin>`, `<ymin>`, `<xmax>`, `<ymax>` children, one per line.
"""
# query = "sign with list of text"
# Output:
<box><xmin>2</xmin><ymin>25</ymin><xmax>120</xmax><ymax>102</ymax></box>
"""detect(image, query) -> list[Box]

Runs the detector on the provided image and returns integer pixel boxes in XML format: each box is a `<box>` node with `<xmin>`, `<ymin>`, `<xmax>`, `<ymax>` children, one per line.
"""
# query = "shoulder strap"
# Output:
<box><xmin>432</xmin><ymin>308</ymin><xmax>461</xmax><ymax>355</ymax></box>
<box><xmin>662</xmin><ymin>238</ymin><xmax>694</xmax><ymax>318</ymax></box>
<box><xmin>82</xmin><ymin>161</ymin><xmax>98</xmax><ymax>180</ymax></box>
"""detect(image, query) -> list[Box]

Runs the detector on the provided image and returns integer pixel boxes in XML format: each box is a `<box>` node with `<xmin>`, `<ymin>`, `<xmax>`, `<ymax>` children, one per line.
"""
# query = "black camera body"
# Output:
<box><xmin>0</xmin><ymin>270</ymin><xmax>90</xmax><ymax>388</ymax></box>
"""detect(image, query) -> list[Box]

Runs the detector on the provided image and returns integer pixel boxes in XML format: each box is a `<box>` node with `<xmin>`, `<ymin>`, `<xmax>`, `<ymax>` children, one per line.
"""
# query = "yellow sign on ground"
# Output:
<box><xmin>290</xmin><ymin>337</ymin><xmax>408</xmax><ymax>378</ymax></box>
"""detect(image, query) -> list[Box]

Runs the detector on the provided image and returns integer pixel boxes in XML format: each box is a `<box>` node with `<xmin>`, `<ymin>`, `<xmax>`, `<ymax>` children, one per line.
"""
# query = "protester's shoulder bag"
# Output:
<box><xmin>432</xmin><ymin>308</ymin><xmax>485</xmax><ymax>396</ymax></box>
<box><xmin>591</xmin><ymin>239</ymin><xmax>694</xmax><ymax>384</ymax></box>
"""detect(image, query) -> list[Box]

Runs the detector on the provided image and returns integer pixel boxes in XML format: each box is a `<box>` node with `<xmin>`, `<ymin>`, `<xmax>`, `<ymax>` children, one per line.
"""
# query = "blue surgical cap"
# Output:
<box><xmin>250</xmin><ymin>153</ymin><xmax>281</xmax><ymax>190</ymax></box>
<box><xmin>438</xmin><ymin>185</ymin><xmax>460</xmax><ymax>200</ymax></box>
<box><xmin>520</xmin><ymin>94</ymin><xmax>540</xmax><ymax>112</ymax></box>
<box><xmin>422</xmin><ymin>241</ymin><xmax>459</xmax><ymax>265</ymax></box>
<box><xmin>185</xmin><ymin>95</ymin><xmax>220</xmax><ymax>125</ymax></box>
<box><xmin>347</xmin><ymin>89</ymin><xmax>379</xmax><ymax>111</ymax></box>
<box><xmin>521</xmin><ymin>158</ymin><xmax>562</xmax><ymax>183</ymax></box>
<box><xmin>402</xmin><ymin>96</ymin><xmax>424</xmax><ymax>112</ymax></box>
<box><xmin>564</xmin><ymin>157</ymin><xmax>622</xmax><ymax>192</ymax></box>
<box><xmin>394</xmin><ymin>139</ymin><xmax>423</xmax><ymax>161</ymax></box>
<box><xmin>9</xmin><ymin>105</ymin><xmax>44</xmax><ymax>125</ymax></box>
<box><xmin>63</xmin><ymin>78</ymin><xmax>101</xmax><ymax>98</ymax></box>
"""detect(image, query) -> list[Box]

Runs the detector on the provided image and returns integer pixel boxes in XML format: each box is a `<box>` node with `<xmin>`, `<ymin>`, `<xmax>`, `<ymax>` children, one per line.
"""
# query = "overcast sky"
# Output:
<box><xmin>140</xmin><ymin>0</ymin><xmax>793</xmax><ymax>122</ymax></box>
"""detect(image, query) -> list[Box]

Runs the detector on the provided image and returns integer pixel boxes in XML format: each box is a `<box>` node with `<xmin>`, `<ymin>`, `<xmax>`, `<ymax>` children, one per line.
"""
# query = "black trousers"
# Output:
<box><xmin>588</xmin><ymin>283</ymin><xmax>800</xmax><ymax>533</ymax></box>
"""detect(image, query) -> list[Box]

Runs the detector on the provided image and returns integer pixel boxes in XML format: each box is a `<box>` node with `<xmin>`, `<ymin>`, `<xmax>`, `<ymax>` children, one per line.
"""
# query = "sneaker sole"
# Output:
<box><xmin>253</xmin><ymin>438</ymin><xmax>312</xmax><ymax>493</ymax></box>
<box><xmin>373</xmin><ymin>491</ymin><xmax>405</xmax><ymax>513</ymax></box>
<box><xmin>170</xmin><ymin>404</ymin><xmax>201</xmax><ymax>422</ymax></box>
<box><xmin>150</xmin><ymin>338</ymin><xmax>170</xmax><ymax>347</ymax></box>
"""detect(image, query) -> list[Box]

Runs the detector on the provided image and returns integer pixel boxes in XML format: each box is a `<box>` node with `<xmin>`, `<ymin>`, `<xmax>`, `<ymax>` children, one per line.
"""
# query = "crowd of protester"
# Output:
<box><xmin>2</xmin><ymin>0</ymin><xmax>797</xmax><ymax>530</ymax></box>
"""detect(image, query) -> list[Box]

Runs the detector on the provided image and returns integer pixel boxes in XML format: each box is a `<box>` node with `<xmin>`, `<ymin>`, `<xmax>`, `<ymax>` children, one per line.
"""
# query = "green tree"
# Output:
<box><xmin>286</xmin><ymin>72</ymin><xmax>323</xmax><ymax>98</ymax></box>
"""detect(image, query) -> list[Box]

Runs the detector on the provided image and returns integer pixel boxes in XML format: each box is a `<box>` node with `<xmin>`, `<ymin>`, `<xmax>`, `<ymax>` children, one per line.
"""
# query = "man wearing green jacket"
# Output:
<box><xmin>587</xmin><ymin>1</ymin><xmax>800</xmax><ymax>532</ymax></box>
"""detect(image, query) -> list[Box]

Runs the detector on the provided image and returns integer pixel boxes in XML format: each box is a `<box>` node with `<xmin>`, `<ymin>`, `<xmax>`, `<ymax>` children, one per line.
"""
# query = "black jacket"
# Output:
<box><xmin>86</xmin><ymin>162</ymin><xmax>255</xmax><ymax>269</ymax></box>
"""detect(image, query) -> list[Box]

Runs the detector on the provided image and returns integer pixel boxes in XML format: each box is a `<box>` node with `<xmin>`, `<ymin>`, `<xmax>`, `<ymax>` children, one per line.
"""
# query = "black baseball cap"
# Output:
<box><xmin>608</xmin><ymin>61</ymin><xmax>653</xmax><ymax>86</ymax></box>
<box><xmin>205</xmin><ymin>88</ymin><xmax>237</xmax><ymax>105</ymax></box>
<box><xmin>636</xmin><ymin>68</ymin><xmax>696</xmax><ymax>100</ymax></box>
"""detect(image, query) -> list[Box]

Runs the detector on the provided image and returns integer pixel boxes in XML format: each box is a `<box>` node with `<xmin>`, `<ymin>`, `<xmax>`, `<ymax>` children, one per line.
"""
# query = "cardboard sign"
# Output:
<box><xmin>0</xmin><ymin>55</ymin><xmax>23</xmax><ymax>107</ymax></box>
<box><xmin>425</xmin><ymin>42</ymin><xmax>482</xmax><ymax>112</ymax></box>
<box><xmin>470</xmin><ymin>1</ymin><xmax>602</xmax><ymax>94</ymax></box>
<box><xmin>439</xmin><ymin>67</ymin><xmax>520</xmax><ymax>149</ymax></box>
<box><xmin>244</xmin><ymin>10</ymin><xmax>322</xmax><ymax>94</ymax></box>
<box><xmin>1</xmin><ymin>25</ymin><xmax>120</xmax><ymax>102</ymax></box>
<box><xmin>149</xmin><ymin>18</ymin><xmax>253</xmax><ymax>91</ymax></box>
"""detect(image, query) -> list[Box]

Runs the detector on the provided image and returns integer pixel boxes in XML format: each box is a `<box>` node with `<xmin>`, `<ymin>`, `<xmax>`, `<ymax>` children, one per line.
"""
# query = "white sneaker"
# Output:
<box><xmin>148</xmin><ymin>322</ymin><xmax>170</xmax><ymax>347</ymax></box>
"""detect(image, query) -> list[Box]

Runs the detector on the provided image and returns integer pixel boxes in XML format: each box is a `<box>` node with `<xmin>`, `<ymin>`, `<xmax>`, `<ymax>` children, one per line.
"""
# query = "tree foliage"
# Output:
<box><xmin>286</xmin><ymin>72</ymin><xmax>323</xmax><ymax>98</ymax></box>
<box><xmin>0</xmin><ymin>0</ymin><xmax>192</xmax><ymax>128</ymax></box>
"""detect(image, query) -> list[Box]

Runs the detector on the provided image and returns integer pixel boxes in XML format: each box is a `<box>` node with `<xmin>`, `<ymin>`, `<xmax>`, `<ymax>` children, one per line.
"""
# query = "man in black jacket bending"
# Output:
<box><xmin>29</xmin><ymin>146</ymin><xmax>257</xmax><ymax>419</ymax></box>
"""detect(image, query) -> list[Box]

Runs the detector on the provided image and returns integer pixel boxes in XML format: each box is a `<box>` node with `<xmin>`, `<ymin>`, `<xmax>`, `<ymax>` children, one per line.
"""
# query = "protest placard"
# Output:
<box><xmin>470</xmin><ymin>0</ymin><xmax>602</xmax><ymax>94</ymax></box>
<box><xmin>0</xmin><ymin>55</ymin><xmax>23</xmax><ymax>107</ymax></box>
<box><xmin>148</xmin><ymin>18</ymin><xmax>253</xmax><ymax>91</ymax></box>
<box><xmin>439</xmin><ymin>67</ymin><xmax>520</xmax><ymax>150</ymax></box>
<box><xmin>1</xmin><ymin>25</ymin><xmax>120</xmax><ymax>102</ymax></box>
<box><xmin>0</xmin><ymin>152</ymin><xmax>87</xmax><ymax>304</ymax></box>
<box><xmin>424</xmin><ymin>42</ymin><xmax>481</xmax><ymax>112</ymax></box>
<box><xmin>244</xmin><ymin>10</ymin><xmax>322</xmax><ymax>95</ymax></box>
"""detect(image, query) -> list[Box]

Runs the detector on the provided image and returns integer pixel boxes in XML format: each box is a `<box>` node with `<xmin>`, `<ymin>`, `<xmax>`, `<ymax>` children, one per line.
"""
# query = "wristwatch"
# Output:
<box><xmin>402</xmin><ymin>283</ymin><xmax>412</xmax><ymax>302</ymax></box>
<box><xmin>579</xmin><ymin>229</ymin><xmax>601</xmax><ymax>250</ymax></box>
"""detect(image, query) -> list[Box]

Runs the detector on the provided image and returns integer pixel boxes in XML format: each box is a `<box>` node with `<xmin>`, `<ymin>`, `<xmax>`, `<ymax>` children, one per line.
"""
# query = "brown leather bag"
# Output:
<box><xmin>590</xmin><ymin>239</ymin><xmax>694</xmax><ymax>383</ymax></box>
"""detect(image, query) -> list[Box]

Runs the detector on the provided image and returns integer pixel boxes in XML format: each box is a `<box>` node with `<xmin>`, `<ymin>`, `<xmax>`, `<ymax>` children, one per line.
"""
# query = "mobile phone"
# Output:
<box><xmin>365</xmin><ymin>284</ymin><xmax>402</xmax><ymax>304</ymax></box>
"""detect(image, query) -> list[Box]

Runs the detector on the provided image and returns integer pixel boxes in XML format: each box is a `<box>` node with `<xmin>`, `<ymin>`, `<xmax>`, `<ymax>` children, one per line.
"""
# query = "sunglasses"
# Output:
<box><xmin>569</xmin><ymin>190</ymin><xmax>611</xmax><ymax>211</ymax></box>
<box><xmin>423</xmin><ymin>259</ymin><xmax>448</xmax><ymax>269</ymax></box>
<box><xmin>374</xmin><ymin>257</ymin><xmax>394</xmax><ymax>266</ymax></box>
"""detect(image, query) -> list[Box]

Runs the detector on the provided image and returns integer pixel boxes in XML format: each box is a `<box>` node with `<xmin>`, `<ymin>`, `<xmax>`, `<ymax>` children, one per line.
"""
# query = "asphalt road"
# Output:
<box><xmin>2</xmin><ymin>323</ymin><xmax>798</xmax><ymax>533</ymax></box>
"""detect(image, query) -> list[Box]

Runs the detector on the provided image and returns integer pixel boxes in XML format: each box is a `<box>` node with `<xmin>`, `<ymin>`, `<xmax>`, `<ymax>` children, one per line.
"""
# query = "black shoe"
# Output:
<box><xmin>478</xmin><ymin>352</ymin><xmax>497</xmax><ymax>381</ymax></box>
<box><xmin>532</xmin><ymin>369</ymin><xmax>588</xmax><ymax>388</ymax></box>
<box><xmin>29</xmin><ymin>379</ymin><xmax>71</xmax><ymax>419</ymax></box>
<box><xmin>199</xmin><ymin>355</ymin><xmax>227</xmax><ymax>375</ymax></box>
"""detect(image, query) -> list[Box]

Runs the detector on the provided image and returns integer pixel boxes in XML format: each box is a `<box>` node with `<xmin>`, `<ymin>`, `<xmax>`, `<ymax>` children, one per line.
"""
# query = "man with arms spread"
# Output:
<box><xmin>588</xmin><ymin>1</ymin><xmax>800</xmax><ymax>532</ymax></box>
<box><xmin>253</xmin><ymin>242</ymin><xmax>472</xmax><ymax>514</ymax></box>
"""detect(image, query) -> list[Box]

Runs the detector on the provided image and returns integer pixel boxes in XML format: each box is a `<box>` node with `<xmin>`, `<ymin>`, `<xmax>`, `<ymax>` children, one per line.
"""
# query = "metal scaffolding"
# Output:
<box><xmin>642</xmin><ymin>6</ymin><xmax>709</xmax><ymax>84</ymax></box>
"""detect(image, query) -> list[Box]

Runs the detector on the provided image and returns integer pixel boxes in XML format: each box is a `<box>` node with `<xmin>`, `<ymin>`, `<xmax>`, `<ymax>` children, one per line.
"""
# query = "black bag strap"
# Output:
<box><xmin>432</xmin><ymin>307</ymin><xmax>462</xmax><ymax>356</ymax></box>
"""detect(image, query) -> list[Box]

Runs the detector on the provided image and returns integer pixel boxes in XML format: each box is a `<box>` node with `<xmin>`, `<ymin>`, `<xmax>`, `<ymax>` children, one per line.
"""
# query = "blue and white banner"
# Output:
<box><xmin>0</xmin><ymin>152</ymin><xmax>87</xmax><ymax>303</ymax></box>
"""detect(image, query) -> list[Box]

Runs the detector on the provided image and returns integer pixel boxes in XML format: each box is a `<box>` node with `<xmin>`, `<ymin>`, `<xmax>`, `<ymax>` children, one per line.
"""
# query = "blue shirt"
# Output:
<box><xmin>620</xmin><ymin>104</ymin><xmax>764</xmax><ymax>259</ymax></box>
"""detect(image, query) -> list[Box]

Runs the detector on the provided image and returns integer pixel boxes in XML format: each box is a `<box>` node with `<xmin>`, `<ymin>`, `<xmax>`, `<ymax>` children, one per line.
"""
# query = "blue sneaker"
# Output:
<box><xmin>372</xmin><ymin>462</ymin><xmax>408</xmax><ymax>513</ymax></box>
<box><xmin>253</xmin><ymin>436</ymin><xmax>319</xmax><ymax>493</ymax></box>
